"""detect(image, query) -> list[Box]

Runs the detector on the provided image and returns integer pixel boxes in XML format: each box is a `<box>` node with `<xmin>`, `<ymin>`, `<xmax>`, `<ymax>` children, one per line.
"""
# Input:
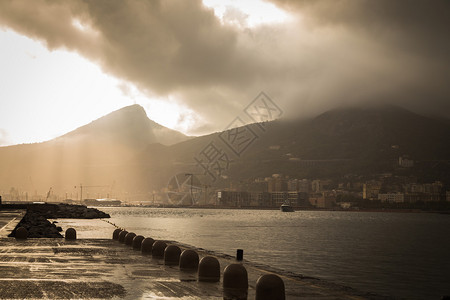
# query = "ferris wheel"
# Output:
<box><xmin>166</xmin><ymin>173</ymin><xmax>203</xmax><ymax>205</ymax></box>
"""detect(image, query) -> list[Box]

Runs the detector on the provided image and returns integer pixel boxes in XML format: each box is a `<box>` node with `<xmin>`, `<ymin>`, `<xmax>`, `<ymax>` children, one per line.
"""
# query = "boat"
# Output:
<box><xmin>280</xmin><ymin>203</ymin><xmax>294</xmax><ymax>212</ymax></box>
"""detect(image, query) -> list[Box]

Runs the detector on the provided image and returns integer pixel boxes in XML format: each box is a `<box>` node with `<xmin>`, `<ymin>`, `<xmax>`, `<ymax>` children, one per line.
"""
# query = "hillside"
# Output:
<box><xmin>0</xmin><ymin>105</ymin><xmax>190</xmax><ymax>196</ymax></box>
<box><xmin>132</xmin><ymin>105</ymin><xmax>450</xmax><ymax>189</ymax></box>
<box><xmin>1</xmin><ymin>104</ymin><xmax>449</xmax><ymax>200</ymax></box>
<box><xmin>228</xmin><ymin>105</ymin><xmax>450</xmax><ymax>180</ymax></box>
<box><xmin>58</xmin><ymin>104</ymin><xmax>189</xmax><ymax>147</ymax></box>
<box><xmin>258</xmin><ymin>105</ymin><xmax>450</xmax><ymax>161</ymax></box>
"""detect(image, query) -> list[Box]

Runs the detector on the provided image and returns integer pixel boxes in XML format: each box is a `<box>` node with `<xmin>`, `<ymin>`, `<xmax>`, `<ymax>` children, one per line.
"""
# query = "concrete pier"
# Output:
<box><xmin>0</xmin><ymin>210</ymin><xmax>391</xmax><ymax>299</ymax></box>
<box><xmin>0</xmin><ymin>209</ymin><xmax>25</xmax><ymax>238</ymax></box>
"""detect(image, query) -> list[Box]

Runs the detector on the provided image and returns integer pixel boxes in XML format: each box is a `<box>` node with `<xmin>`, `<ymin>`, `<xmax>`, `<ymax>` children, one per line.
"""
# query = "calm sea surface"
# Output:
<box><xmin>98</xmin><ymin>207</ymin><xmax>450</xmax><ymax>299</ymax></box>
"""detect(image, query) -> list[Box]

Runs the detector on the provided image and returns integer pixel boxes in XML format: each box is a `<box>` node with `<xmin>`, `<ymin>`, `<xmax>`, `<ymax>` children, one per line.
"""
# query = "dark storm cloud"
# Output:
<box><xmin>271</xmin><ymin>0</ymin><xmax>450</xmax><ymax>58</ymax></box>
<box><xmin>0</xmin><ymin>1</ymin><xmax>257</xmax><ymax>89</ymax></box>
<box><xmin>269</xmin><ymin>0</ymin><xmax>450</xmax><ymax>117</ymax></box>
<box><xmin>0</xmin><ymin>0</ymin><xmax>448</xmax><ymax>134</ymax></box>
<box><xmin>79</xmin><ymin>0</ymin><xmax>258</xmax><ymax>93</ymax></box>
<box><xmin>0</xmin><ymin>1</ymin><xmax>258</xmax><ymax>115</ymax></box>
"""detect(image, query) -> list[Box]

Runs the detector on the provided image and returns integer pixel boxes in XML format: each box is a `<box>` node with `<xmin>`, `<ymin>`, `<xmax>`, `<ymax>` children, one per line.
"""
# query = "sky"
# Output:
<box><xmin>0</xmin><ymin>0</ymin><xmax>449</xmax><ymax>146</ymax></box>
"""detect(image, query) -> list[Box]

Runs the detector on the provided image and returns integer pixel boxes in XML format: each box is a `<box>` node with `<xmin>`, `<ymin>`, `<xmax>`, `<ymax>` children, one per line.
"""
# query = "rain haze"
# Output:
<box><xmin>0</xmin><ymin>0</ymin><xmax>449</xmax><ymax>145</ymax></box>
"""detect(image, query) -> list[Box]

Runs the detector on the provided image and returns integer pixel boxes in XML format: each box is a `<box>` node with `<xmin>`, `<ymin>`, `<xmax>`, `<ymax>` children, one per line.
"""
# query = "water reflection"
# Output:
<box><xmin>98</xmin><ymin>207</ymin><xmax>450</xmax><ymax>299</ymax></box>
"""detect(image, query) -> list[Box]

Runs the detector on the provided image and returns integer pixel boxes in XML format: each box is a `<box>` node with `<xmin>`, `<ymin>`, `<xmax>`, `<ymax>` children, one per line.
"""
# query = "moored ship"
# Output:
<box><xmin>280</xmin><ymin>203</ymin><xmax>294</xmax><ymax>212</ymax></box>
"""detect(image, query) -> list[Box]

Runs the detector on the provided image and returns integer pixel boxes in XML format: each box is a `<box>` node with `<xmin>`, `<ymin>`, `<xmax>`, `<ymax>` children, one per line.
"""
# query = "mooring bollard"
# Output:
<box><xmin>15</xmin><ymin>226</ymin><xmax>28</xmax><ymax>240</ymax></box>
<box><xmin>118</xmin><ymin>230</ymin><xmax>128</xmax><ymax>243</ymax></box>
<box><xmin>236</xmin><ymin>249</ymin><xmax>244</xmax><ymax>261</ymax></box>
<box><xmin>152</xmin><ymin>240</ymin><xmax>167</xmax><ymax>258</ymax></box>
<box><xmin>65</xmin><ymin>228</ymin><xmax>77</xmax><ymax>240</ymax></box>
<box><xmin>164</xmin><ymin>245</ymin><xmax>181</xmax><ymax>266</ymax></box>
<box><xmin>141</xmin><ymin>237</ymin><xmax>155</xmax><ymax>254</ymax></box>
<box><xmin>132</xmin><ymin>235</ymin><xmax>145</xmax><ymax>250</ymax></box>
<box><xmin>223</xmin><ymin>264</ymin><xmax>248</xmax><ymax>300</ymax></box>
<box><xmin>255</xmin><ymin>274</ymin><xmax>285</xmax><ymax>300</ymax></box>
<box><xmin>112</xmin><ymin>228</ymin><xmax>121</xmax><ymax>240</ymax></box>
<box><xmin>124</xmin><ymin>232</ymin><xmax>136</xmax><ymax>246</ymax></box>
<box><xmin>198</xmin><ymin>256</ymin><xmax>220</xmax><ymax>282</ymax></box>
<box><xmin>179</xmin><ymin>249</ymin><xmax>199</xmax><ymax>271</ymax></box>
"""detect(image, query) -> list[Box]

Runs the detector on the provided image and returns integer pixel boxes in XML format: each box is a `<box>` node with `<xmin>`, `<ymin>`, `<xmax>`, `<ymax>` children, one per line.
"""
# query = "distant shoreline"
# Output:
<box><xmin>4</xmin><ymin>202</ymin><xmax>447</xmax><ymax>214</ymax></box>
<box><xmin>97</xmin><ymin>204</ymin><xmax>450</xmax><ymax>214</ymax></box>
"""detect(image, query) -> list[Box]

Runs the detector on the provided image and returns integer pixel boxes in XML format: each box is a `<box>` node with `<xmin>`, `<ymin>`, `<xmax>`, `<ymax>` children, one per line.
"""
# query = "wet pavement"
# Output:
<box><xmin>0</xmin><ymin>210</ymin><xmax>391</xmax><ymax>299</ymax></box>
<box><xmin>0</xmin><ymin>209</ymin><xmax>25</xmax><ymax>238</ymax></box>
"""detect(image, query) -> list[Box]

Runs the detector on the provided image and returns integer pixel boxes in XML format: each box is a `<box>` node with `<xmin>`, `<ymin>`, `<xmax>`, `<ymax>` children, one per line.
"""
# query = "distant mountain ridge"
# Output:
<box><xmin>0</xmin><ymin>104</ymin><xmax>449</xmax><ymax>199</ymax></box>
<box><xmin>123</xmin><ymin>104</ymin><xmax>450</xmax><ymax>193</ymax></box>
<box><xmin>268</xmin><ymin>104</ymin><xmax>450</xmax><ymax>160</ymax></box>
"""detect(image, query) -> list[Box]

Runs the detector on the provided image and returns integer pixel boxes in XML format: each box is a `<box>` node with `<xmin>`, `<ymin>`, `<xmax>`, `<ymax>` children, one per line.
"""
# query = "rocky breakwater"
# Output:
<box><xmin>8</xmin><ymin>204</ymin><xmax>110</xmax><ymax>238</ymax></box>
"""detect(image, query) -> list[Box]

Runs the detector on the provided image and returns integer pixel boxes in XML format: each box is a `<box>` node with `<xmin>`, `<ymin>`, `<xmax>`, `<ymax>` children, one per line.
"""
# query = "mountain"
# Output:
<box><xmin>131</xmin><ymin>105</ymin><xmax>450</xmax><ymax>190</ymax></box>
<box><xmin>58</xmin><ymin>104</ymin><xmax>190</xmax><ymax>147</ymax></box>
<box><xmin>0</xmin><ymin>105</ymin><xmax>190</xmax><ymax>197</ymax></box>
<box><xmin>261</xmin><ymin>104</ymin><xmax>450</xmax><ymax>161</ymax></box>
<box><xmin>1</xmin><ymin>104</ymin><xmax>449</xmax><ymax>201</ymax></box>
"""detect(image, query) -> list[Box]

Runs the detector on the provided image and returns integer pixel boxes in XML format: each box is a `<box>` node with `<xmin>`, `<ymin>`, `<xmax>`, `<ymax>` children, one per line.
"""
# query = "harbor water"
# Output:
<box><xmin>94</xmin><ymin>207</ymin><xmax>450</xmax><ymax>299</ymax></box>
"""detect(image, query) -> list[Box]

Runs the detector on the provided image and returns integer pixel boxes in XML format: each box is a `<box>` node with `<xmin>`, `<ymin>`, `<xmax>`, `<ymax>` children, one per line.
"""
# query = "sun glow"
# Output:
<box><xmin>0</xmin><ymin>1</ymin><xmax>294</xmax><ymax>146</ymax></box>
<box><xmin>148</xmin><ymin>99</ymin><xmax>198</xmax><ymax>135</ymax></box>
<box><xmin>202</xmin><ymin>0</ymin><xmax>292</xmax><ymax>28</ymax></box>
<box><xmin>116</xmin><ymin>84</ymin><xmax>197</xmax><ymax>135</ymax></box>
<box><xmin>0</xmin><ymin>29</ymin><xmax>190</xmax><ymax>146</ymax></box>
<box><xmin>71</xmin><ymin>18</ymin><xmax>89</xmax><ymax>32</ymax></box>
<box><xmin>0</xmin><ymin>30</ymin><xmax>131</xmax><ymax>145</ymax></box>
<box><xmin>71</xmin><ymin>18</ymin><xmax>100</xmax><ymax>38</ymax></box>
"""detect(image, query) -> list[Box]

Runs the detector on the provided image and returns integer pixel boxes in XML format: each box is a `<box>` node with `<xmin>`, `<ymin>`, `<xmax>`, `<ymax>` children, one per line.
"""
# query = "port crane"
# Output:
<box><xmin>45</xmin><ymin>187</ymin><xmax>52</xmax><ymax>202</ymax></box>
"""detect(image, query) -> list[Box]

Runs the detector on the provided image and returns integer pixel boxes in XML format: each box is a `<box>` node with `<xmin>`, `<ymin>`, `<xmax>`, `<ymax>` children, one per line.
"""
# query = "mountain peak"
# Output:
<box><xmin>58</xmin><ymin>104</ymin><xmax>189</xmax><ymax>146</ymax></box>
<box><xmin>114</xmin><ymin>104</ymin><xmax>147</xmax><ymax>115</ymax></box>
<box><xmin>97</xmin><ymin>104</ymin><xmax>148</xmax><ymax>123</ymax></box>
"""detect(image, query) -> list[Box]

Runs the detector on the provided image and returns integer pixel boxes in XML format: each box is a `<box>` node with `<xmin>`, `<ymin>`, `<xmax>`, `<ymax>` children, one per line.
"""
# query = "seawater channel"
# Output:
<box><xmin>92</xmin><ymin>207</ymin><xmax>450</xmax><ymax>299</ymax></box>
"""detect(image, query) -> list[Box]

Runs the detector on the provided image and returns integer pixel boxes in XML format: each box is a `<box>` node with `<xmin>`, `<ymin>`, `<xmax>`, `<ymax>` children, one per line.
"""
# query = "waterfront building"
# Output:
<box><xmin>402</xmin><ymin>181</ymin><xmax>444</xmax><ymax>202</ymax></box>
<box><xmin>298</xmin><ymin>179</ymin><xmax>311</xmax><ymax>193</ymax></box>
<box><xmin>268</xmin><ymin>174</ymin><xmax>288</xmax><ymax>192</ymax></box>
<box><xmin>404</xmin><ymin>193</ymin><xmax>441</xmax><ymax>202</ymax></box>
<box><xmin>250</xmin><ymin>192</ymin><xmax>271</xmax><ymax>207</ymax></box>
<box><xmin>248</xmin><ymin>179</ymin><xmax>269</xmax><ymax>192</ymax></box>
<box><xmin>403</xmin><ymin>181</ymin><xmax>443</xmax><ymax>194</ymax></box>
<box><xmin>311</xmin><ymin>179</ymin><xmax>332</xmax><ymax>193</ymax></box>
<box><xmin>308</xmin><ymin>192</ymin><xmax>336</xmax><ymax>208</ymax></box>
<box><xmin>287</xmin><ymin>179</ymin><xmax>298</xmax><ymax>192</ymax></box>
<box><xmin>378</xmin><ymin>193</ymin><xmax>404</xmax><ymax>203</ymax></box>
<box><xmin>287</xmin><ymin>179</ymin><xmax>312</xmax><ymax>193</ymax></box>
<box><xmin>363</xmin><ymin>181</ymin><xmax>382</xmax><ymax>200</ymax></box>
<box><xmin>289</xmin><ymin>191</ymin><xmax>310</xmax><ymax>207</ymax></box>
<box><xmin>216</xmin><ymin>190</ymin><xmax>309</xmax><ymax>208</ymax></box>
<box><xmin>217</xmin><ymin>191</ymin><xmax>250</xmax><ymax>207</ymax></box>
<box><xmin>271</xmin><ymin>192</ymin><xmax>289</xmax><ymax>207</ymax></box>
<box><xmin>339</xmin><ymin>202</ymin><xmax>352</xmax><ymax>209</ymax></box>
<box><xmin>399</xmin><ymin>156</ymin><xmax>414</xmax><ymax>167</ymax></box>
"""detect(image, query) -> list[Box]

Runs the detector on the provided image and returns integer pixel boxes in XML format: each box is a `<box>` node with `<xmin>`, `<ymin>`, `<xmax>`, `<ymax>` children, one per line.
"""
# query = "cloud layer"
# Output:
<box><xmin>0</xmin><ymin>0</ymin><xmax>448</xmax><ymax>134</ymax></box>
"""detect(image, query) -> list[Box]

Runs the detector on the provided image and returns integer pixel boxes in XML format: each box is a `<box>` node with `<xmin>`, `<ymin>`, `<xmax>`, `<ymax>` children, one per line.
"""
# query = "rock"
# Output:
<box><xmin>85</xmin><ymin>210</ymin><xmax>99</xmax><ymax>219</ymax></box>
<box><xmin>8</xmin><ymin>203</ymin><xmax>109</xmax><ymax>238</ymax></box>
